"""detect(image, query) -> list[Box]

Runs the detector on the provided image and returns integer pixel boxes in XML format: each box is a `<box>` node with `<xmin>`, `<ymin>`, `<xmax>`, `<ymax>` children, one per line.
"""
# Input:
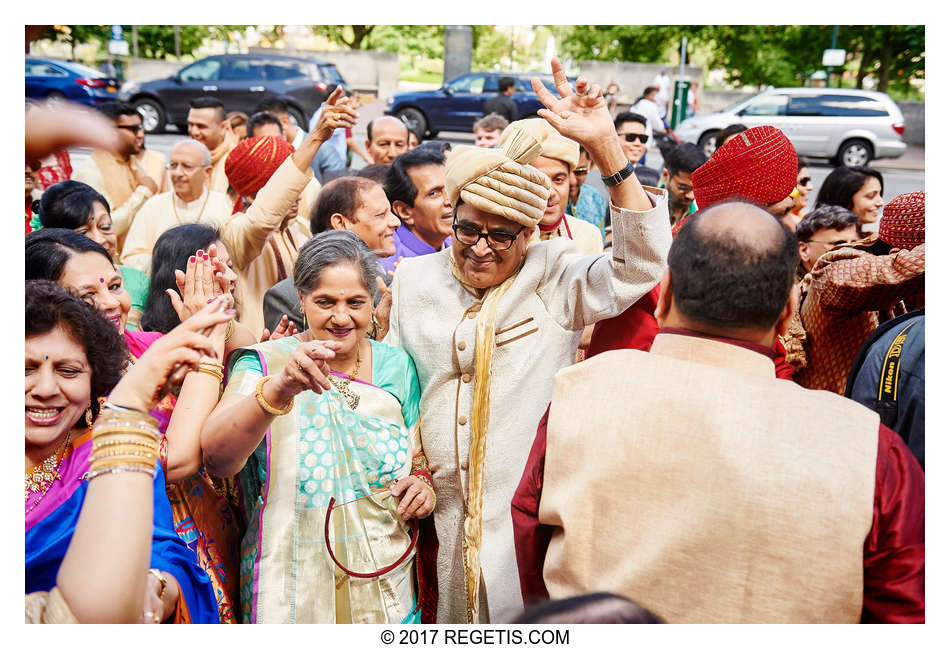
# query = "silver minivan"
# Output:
<box><xmin>674</xmin><ymin>88</ymin><xmax>907</xmax><ymax>167</ymax></box>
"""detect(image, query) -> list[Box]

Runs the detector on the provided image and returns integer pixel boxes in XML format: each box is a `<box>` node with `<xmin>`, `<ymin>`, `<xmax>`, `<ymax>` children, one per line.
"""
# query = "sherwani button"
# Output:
<box><xmin>461</xmin><ymin>373</ymin><xmax>472</xmax><ymax>383</ymax></box>
<box><xmin>460</xmin><ymin>460</ymin><xmax>469</xmax><ymax>470</ymax></box>
<box><xmin>458</xmin><ymin>416</ymin><xmax>467</xmax><ymax>425</ymax></box>
<box><xmin>457</xmin><ymin>341</ymin><xmax>467</xmax><ymax>351</ymax></box>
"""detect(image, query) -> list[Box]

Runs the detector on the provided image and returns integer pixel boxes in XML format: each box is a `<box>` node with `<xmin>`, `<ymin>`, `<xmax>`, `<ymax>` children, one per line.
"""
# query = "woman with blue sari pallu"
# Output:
<box><xmin>25</xmin><ymin>280</ymin><xmax>223</xmax><ymax>623</ymax></box>
<box><xmin>202</xmin><ymin>231</ymin><xmax>435</xmax><ymax>623</ymax></box>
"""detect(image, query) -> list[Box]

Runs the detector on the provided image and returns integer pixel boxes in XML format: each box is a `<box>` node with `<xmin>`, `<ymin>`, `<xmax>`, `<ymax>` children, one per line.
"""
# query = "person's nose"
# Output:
<box><xmin>387</xmin><ymin>212</ymin><xmax>400</xmax><ymax>229</ymax></box>
<box><xmin>29</xmin><ymin>366</ymin><xmax>60</xmax><ymax>400</ymax></box>
<box><xmin>471</xmin><ymin>237</ymin><xmax>493</xmax><ymax>257</ymax></box>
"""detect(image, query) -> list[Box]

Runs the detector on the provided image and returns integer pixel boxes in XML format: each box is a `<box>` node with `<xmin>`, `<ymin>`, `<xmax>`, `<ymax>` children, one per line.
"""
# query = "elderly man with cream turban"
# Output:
<box><xmin>384</xmin><ymin>59</ymin><xmax>672</xmax><ymax>624</ymax></box>
<box><xmin>213</xmin><ymin>89</ymin><xmax>352</xmax><ymax>335</ymax></box>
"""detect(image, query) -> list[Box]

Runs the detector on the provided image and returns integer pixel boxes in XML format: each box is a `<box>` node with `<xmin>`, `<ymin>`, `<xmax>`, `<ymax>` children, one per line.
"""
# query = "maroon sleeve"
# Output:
<box><xmin>772</xmin><ymin>338</ymin><xmax>795</xmax><ymax>380</ymax></box>
<box><xmin>862</xmin><ymin>424</ymin><xmax>925</xmax><ymax>623</ymax></box>
<box><xmin>511</xmin><ymin>407</ymin><xmax>552</xmax><ymax>607</ymax></box>
<box><xmin>587</xmin><ymin>284</ymin><xmax>661</xmax><ymax>357</ymax></box>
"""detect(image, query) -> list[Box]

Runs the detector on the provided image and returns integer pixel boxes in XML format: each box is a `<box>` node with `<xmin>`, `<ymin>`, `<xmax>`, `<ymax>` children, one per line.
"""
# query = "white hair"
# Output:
<box><xmin>173</xmin><ymin>139</ymin><xmax>212</xmax><ymax>167</ymax></box>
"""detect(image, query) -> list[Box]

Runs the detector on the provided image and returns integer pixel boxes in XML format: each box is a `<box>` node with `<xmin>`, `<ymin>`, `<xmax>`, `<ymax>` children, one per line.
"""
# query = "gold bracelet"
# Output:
<box><xmin>86</xmin><ymin>465</ymin><xmax>156</xmax><ymax>481</ymax></box>
<box><xmin>89</xmin><ymin>456</ymin><xmax>157</xmax><ymax>471</ymax></box>
<box><xmin>224</xmin><ymin>320</ymin><xmax>236</xmax><ymax>343</ymax></box>
<box><xmin>197</xmin><ymin>366</ymin><xmax>224</xmax><ymax>382</ymax></box>
<box><xmin>149</xmin><ymin>568</ymin><xmax>168</xmax><ymax>600</ymax></box>
<box><xmin>255</xmin><ymin>376</ymin><xmax>293</xmax><ymax>416</ymax></box>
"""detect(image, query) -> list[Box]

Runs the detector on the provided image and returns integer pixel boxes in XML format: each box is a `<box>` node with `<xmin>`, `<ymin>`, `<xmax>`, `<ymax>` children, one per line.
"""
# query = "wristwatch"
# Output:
<box><xmin>601</xmin><ymin>160</ymin><xmax>635</xmax><ymax>187</ymax></box>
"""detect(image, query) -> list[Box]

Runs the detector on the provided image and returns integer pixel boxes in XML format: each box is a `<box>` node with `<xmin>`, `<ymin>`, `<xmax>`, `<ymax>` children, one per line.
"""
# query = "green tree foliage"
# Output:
<box><xmin>366</xmin><ymin>25</ymin><xmax>444</xmax><ymax>60</ymax></box>
<box><xmin>311</xmin><ymin>25</ymin><xmax>377</xmax><ymax>50</ymax></box>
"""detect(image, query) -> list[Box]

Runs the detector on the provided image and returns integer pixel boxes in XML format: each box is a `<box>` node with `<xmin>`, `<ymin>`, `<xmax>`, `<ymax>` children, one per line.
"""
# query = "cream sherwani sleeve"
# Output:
<box><xmin>218</xmin><ymin>158</ymin><xmax>313</xmax><ymax>272</ymax></box>
<box><xmin>538</xmin><ymin>186</ymin><xmax>671</xmax><ymax>331</ymax></box>
<box><xmin>72</xmin><ymin>160</ymin><xmax>153</xmax><ymax>237</ymax></box>
<box><xmin>119</xmin><ymin>193</ymin><xmax>163</xmax><ymax>273</ymax></box>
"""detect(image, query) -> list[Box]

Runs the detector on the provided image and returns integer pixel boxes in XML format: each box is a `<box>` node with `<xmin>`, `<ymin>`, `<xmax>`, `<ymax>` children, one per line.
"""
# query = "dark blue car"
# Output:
<box><xmin>25</xmin><ymin>58</ymin><xmax>119</xmax><ymax>106</ymax></box>
<box><xmin>386</xmin><ymin>72</ymin><xmax>573</xmax><ymax>138</ymax></box>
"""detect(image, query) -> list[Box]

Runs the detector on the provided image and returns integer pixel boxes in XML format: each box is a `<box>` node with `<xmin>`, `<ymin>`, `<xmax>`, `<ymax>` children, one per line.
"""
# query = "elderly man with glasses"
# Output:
<box><xmin>72</xmin><ymin>101</ymin><xmax>169</xmax><ymax>251</ymax></box>
<box><xmin>120</xmin><ymin>140</ymin><xmax>234</xmax><ymax>274</ymax></box>
<box><xmin>383</xmin><ymin>59</ymin><xmax>671</xmax><ymax>625</ymax></box>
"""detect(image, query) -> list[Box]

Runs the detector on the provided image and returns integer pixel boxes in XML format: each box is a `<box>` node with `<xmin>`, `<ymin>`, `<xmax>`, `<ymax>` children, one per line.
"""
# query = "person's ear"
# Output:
<box><xmin>661</xmin><ymin>168</ymin><xmax>670</xmax><ymax>184</ymax></box>
<box><xmin>364</xmin><ymin>138</ymin><xmax>372</xmax><ymax>152</ymax></box>
<box><xmin>798</xmin><ymin>241</ymin><xmax>810</xmax><ymax>269</ymax></box>
<box><xmin>774</xmin><ymin>284</ymin><xmax>798</xmax><ymax>338</ymax></box>
<box><xmin>392</xmin><ymin>200</ymin><xmax>414</xmax><ymax>225</ymax></box>
<box><xmin>203</xmin><ymin>166</ymin><xmax>212</xmax><ymax>184</ymax></box>
<box><xmin>654</xmin><ymin>268</ymin><xmax>673</xmax><ymax>325</ymax></box>
<box><xmin>329</xmin><ymin>212</ymin><xmax>348</xmax><ymax>231</ymax></box>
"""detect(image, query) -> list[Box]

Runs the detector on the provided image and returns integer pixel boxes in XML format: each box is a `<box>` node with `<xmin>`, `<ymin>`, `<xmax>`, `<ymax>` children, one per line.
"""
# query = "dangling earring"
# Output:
<box><xmin>85</xmin><ymin>407</ymin><xmax>94</xmax><ymax>428</ymax></box>
<box><xmin>298</xmin><ymin>302</ymin><xmax>307</xmax><ymax>329</ymax></box>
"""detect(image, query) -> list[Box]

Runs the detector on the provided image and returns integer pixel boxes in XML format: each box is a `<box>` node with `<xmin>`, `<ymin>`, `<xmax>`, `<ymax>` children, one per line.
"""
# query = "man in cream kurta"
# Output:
<box><xmin>384</xmin><ymin>65</ymin><xmax>672</xmax><ymax>623</ymax></box>
<box><xmin>121</xmin><ymin>140</ymin><xmax>233</xmax><ymax>273</ymax></box>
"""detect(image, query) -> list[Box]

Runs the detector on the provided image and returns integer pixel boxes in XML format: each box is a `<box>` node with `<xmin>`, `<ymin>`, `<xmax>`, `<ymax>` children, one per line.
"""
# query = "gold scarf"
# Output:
<box><xmin>90</xmin><ymin>150</ymin><xmax>138</xmax><ymax>208</ymax></box>
<box><xmin>209</xmin><ymin>131</ymin><xmax>237</xmax><ymax>167</ymax></box>
<box><xmin>449</xmin><ymin>255</ymin><xmax>523</xmax><ymax>622</ymax></box>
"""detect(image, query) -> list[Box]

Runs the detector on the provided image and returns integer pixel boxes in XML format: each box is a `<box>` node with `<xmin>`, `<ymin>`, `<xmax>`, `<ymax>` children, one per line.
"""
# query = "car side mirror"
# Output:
<box><xmin>173</xmin><ymin>75</ymin><xmax>183</xmax><ymax>85</ymax></box>
<box><xmin>441</xmin><ymin>86</ymin><xmax>452</xmax><ymax>95</ymax></box>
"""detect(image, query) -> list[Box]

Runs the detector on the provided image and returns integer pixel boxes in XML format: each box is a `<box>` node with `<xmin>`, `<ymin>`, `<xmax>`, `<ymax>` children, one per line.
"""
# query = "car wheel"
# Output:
<box><xmin>698</xmin><ymin>130</ymin><xmax>718</xmax><ymax>157</ymax></box>
<box><xmin>134</xmin><ymin>98</ymin><xmax>166</xmax><ymax>134</ymax></box>
<box><xmin>45</xmin><ymin>91</ymin><xmax>67</xmax><ymax>107</ymax></box>
<box><xmin>287</xmin><ymin>106</ymin><xmax>307</xmax><ymax>130</ymax></box>
<box><xmin>396</xmin><ymin>107</ymin><xmax>428</xmax><ymax>138</ymax></box>
<box><xmin>835</xmin><ymin>139</ymin><xmax>873</xmax><ymax>167</ymax></box>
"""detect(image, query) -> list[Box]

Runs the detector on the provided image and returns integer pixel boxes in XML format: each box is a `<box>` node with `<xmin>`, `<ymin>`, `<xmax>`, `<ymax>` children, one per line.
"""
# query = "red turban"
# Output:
<box><xmin>225</xmin><ymin>135</ymin><xmax>295</xmax><ymax>211</ymax></box>
<box><xmin>691</xmin><ymin>125</ymin><xmax>799</xmax><ymax>210</ymax></box>
<box><xmin>879</xmin><ymin>191</ymin><xmax>925</xmax><ymax>250</ymax></box>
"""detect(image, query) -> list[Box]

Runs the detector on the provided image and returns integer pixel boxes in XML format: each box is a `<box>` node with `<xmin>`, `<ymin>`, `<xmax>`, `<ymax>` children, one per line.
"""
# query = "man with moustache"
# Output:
<box><xmin>187</xmin><ymin>97</ymin><xmax>237</xmax><ymax>194</ymax></box>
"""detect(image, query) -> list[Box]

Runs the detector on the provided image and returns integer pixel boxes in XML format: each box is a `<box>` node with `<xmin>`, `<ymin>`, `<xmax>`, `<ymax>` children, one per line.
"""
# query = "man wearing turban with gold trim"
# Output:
<box><xmin>383</xmin><ymin>59</ymin><xmax>672</xmax><ymax>624</ymax></box>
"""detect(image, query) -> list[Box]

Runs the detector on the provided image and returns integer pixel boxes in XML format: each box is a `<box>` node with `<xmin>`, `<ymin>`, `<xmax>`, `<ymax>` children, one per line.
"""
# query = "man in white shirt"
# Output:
<box><xmin>120</xmin><ymin>140</ymin><xmax>233</xmax><ymax>273</ymax></box>
<box><xmin>631</xmin><ymin>86</ymin><xmax>667</xmax><ymax>152</ymax></box>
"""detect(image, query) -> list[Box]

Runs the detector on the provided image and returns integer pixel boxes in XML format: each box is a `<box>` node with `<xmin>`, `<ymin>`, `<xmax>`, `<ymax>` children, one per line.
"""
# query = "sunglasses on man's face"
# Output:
<box><xmin>798</xmin><ymin>176</ymin><xmax>812</xmax><ymax>186</ymax></box>
<box><xmin>117</xmin><ymin>124</ymin><xmax>144</xmax><ymax>133</ymax></box>
<box><xmin>622</xmin><ymin>133</ymin><xmax>649</xmax><ymax>144</ymax></box>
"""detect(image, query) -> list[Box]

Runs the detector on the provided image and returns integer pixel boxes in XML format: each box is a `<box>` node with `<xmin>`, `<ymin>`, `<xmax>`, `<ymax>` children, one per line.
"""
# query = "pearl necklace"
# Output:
<box><xmin>25</xmin><ymin>430</ymin><xmax>73</xmax><ymax>515</ymax></box>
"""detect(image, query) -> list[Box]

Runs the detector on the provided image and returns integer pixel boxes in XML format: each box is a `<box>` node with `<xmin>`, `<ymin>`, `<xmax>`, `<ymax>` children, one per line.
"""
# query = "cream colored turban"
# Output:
<box><xmin>445</xmin><ymin>119</ymin><xmax>557</xmax><ymax>228</ymax></box>
<box><xmin>501</xmin><ymin>118</ymin><xmax>579</xmax><ymax>172</ymax></box>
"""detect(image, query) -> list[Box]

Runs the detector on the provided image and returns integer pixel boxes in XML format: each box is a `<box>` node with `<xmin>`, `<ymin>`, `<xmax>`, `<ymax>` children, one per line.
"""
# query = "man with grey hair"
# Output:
<box><xmin>121</xmin><ymin>139</ymin><xmax>234</xmax><ymax>274</ymax></box>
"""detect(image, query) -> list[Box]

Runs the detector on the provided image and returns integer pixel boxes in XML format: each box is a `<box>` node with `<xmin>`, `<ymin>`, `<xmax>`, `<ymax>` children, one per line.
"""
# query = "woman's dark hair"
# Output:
<box><xmin>26</xmin><ymin>280</ymin><xmax>129</xmax><ymax>419</ymax></box>
<box><xmin>513</xmin><ymin>593</ymin><xmax>664</xmax><ymax>624</ymax></box>
<box><xmin>797</xmin><ymin>155</ymin><xmax>809</xmax><ymax>171</ymax></box>
<box><xmin>26</xmin><ymin>228</ymin><xmax>115</xmax><ymax>282</ymax></box>
<box><xmin>38</xmin><ymin>180</ymin><xmax>110</xmax><ymax>230</ymax></box>
<box><xmin>815</xmin><ymin>165</ymin><xmax>884</xmax><ymax>211</ymax></box>
<box><xmin>715</xmin><ymin>123</ymin><xmax>748</xmax><ymax>150</ymax></box>
<box><xmin>141</xmin><ymin>224</ymin><xmax>220</xmax><ymax>334</ymax></box>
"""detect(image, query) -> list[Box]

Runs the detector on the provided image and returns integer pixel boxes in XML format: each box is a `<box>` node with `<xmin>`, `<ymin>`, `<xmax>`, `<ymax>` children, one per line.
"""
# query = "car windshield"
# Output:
<box><xmin>319</xmin><ymin>64</ymin><xmax>345</xmax><ymax>83</ymax></box>
<box><xmin>60</xmin><ymin>61</ymin><xmax>107</xmax><ymax>78</ymax></box>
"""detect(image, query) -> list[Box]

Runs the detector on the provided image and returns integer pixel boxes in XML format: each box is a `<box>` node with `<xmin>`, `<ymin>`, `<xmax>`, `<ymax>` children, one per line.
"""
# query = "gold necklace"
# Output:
<box><xmin>171</xmin><ymin>189</ymin><xmax>211</xmax><ymax>225</ymax></box>
<box><xmin>326</xmin><ymin>343</ymin><xmax>363</xmax><ymax>410</ymax></box>
<box><xmin>25</xmin><ymin>429</ymin><xmax>73</xmax><ymax>514</ymax></box>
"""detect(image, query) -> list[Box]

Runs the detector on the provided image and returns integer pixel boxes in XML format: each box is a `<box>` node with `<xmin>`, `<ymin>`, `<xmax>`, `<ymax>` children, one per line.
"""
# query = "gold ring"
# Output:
<box><xmin>296</xmin><ymin>359</ymin><xmax>303</xmax><ymax>371</ymax></box>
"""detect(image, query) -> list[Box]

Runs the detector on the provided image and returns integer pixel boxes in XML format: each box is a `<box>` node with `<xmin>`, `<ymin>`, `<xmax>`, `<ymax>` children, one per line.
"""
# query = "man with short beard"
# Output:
<box><xmin>188</xmin><ymin>97</ymin><xmax>236</xmax><ymax>194</ymax></box>
<box><xmin>660</xmin><ymin>143</ymin><xmax>706</xmax><ymax>226</ymax></box>
<box><xmin>73</xmin><ymin>101</ymin><xmax>168</xmax><ymax>249</ymax></box>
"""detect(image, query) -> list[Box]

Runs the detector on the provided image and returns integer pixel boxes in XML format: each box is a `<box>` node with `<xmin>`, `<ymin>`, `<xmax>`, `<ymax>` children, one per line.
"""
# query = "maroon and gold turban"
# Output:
<box><xmin>879</xmin><ymin>191</ymin><xmax>925</xmax><ymax>250</ymax></box>
<box><xmin>691</xmin><ymin>125</ymin><xmax>799</xmax><ymax>210</ymax></box>
<box><xmin>225</xmin><ymin>135</ymin><xmax>295</xmax><ymax>211</ymax></box>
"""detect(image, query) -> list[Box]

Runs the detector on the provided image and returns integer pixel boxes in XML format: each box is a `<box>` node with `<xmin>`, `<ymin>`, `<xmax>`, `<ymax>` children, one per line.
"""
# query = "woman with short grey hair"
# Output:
<box><xmin>200</xmin><ymin>230</ymin><xmax>434</xmax><ymax>623</ymax></box>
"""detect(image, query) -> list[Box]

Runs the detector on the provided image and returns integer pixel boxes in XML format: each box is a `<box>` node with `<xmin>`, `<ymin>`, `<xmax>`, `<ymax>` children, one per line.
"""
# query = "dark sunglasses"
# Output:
<box><xmin>798</xmin><ymin>176</ymin><xmax>812</xmax><ymax>186</ymax></box>
<box><xmin>117</xmin><ymin>124</ymin><xmax>144</xmax><ymax>133</ymax></box>
<box><xmin>623</xmin><ymin>133</ymin><xmax>649</xmax><ymax>144</ymax></box>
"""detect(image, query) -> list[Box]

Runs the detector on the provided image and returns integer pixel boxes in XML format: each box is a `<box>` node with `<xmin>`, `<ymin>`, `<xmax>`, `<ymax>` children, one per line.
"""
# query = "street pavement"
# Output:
<box><xmin>68</xmin><ymin>98</ymin><xmax>923</xmax><ymax>212</ymax></box>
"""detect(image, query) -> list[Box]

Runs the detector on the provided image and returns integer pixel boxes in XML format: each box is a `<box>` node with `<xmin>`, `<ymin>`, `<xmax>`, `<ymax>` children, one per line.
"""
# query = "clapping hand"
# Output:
<box><xmin>260</xmin><ymin>315</ymin><xmax>299</xmax><ymax>342</ymax></box>
<box><xmin>531</xmin><ymin>57</ymin><xmax>615</xmax><ymax>151</ymax></box>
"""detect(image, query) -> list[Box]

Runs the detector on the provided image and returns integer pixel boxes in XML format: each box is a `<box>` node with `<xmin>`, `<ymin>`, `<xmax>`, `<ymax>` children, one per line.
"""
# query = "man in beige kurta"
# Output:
<box><xmin>72</xmin><ymin>102</ymin><xmax>169</xmax><ymax>251</ymax></box>
<box><xmin>120</xmin><ymin>140</ymin><xmax>233</xmax><ymax>273</ymax></box>
<box><xmin>187</xmin><ymin>97</ymin><xmax>237</xmax><ymax>195</ymax></box>
<box><xmin>384</xmin><ymin>67</ymin><xmax>672</xmax><ymax>623</ymax></box>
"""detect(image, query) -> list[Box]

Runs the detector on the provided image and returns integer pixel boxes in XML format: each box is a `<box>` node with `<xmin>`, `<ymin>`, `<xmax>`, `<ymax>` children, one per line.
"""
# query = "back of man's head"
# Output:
<box><xmin>384</xmin><ymin>147</ymin><xmax>446</xmax><ymax>208</ymax></box>
<box><xmin>254</xmin><ymin>98</ymin><xmax>290</xmax><ymax>117</ymax></box>
<box><xmin>669</xmin><ymin>202</ymin><xmax>799</xmax><ymax>332</ymax></box>
<box><xmin>795</xmin><ymin>205</ymin><xmax>859</xmax><ymax>243</ymax></box>
<box><xmin>614</xmin><ymin>111</ymin><xmax>647</xmax><ymax>132</ymax></box>
<box><xmin>189</xmin><ymin>96</ymin><xmax>226</xmax><ymax>122</ymax></box>
<box><xmin>665</xmin><ymin>143</ymin><xmax>707</xmax><ymax>178</ymax></box>
<box><xmin>247</xmin><ymin>111</ymin><xmax>284</xmax><ymax>137</ymax></box>
<box><xmin>311</xmin><ymin>176</ymin><xmax>381</xmax><ymax>234</ymax></box>
<box><xmin>98</xmin><ymin>101</ymin><xmax>140</xmax><ymax>122</ymax></box>
<box><xmin>498</xmin><ymin>76</ymin><xmax>515</xmax><ymax>93</ymax></box>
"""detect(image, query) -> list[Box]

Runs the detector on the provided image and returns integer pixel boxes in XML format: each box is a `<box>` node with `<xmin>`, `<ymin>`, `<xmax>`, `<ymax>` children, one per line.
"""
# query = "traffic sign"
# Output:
<box><xmin>108</xmin><ymin>39</ymin><xmax>129</xmax><ymax>56</ymax></box>
<box><xmin>111</xmin><ymin>25</ymin><xmax>124</xmax><ymax>41</ymax></box>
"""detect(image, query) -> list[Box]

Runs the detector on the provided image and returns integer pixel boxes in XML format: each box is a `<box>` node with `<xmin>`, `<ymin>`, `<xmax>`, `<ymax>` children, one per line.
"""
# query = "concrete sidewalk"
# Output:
<box><xmin>870</xmin><ymin>144</ymin><xmax>924</xmax><ymax>171</ymax></box>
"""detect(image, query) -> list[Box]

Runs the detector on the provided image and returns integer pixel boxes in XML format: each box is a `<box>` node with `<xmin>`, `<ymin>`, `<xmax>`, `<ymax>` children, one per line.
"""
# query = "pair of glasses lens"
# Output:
<box><xmin>452</xmin><ymin>223</ymin><xmax>522</xmax><ymax>250</ymax></box>
<box><xmin>799</xmin><ymin>176</ymin><xmax>812</xmax><ymax>186</ymax></box>
<box><xmin>117</xmin><ymin>124</ymin><xmax>144</xmax><ymax>133</ymax></box>
<box><xmin>623</xmin><ymin>133</ymin><xmax>649</xmax><ymax>143</ymax></box>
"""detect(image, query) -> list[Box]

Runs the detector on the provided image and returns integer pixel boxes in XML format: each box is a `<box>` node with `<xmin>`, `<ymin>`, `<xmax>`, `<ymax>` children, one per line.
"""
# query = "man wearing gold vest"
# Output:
<box><xmin>72</xmin><ymin>101</ymin><xmax>169</xmax><ymax>252</ymax></box>
<box><xmin>384</xmin><ymin>59</ymin><xmax>672</xmax><ymax>623</ymax></box>
<box><xmin>512</xmin><ymin>202</ymin><xmax>925</xmax><ymax>623</ymax></box>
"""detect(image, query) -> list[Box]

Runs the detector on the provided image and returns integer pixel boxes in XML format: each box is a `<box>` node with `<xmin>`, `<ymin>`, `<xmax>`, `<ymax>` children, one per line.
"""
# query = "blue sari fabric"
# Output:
<box><xmin>25</xmin><ymin>446</ymin><xmax>220</xmax><ymax>624</ymax></box>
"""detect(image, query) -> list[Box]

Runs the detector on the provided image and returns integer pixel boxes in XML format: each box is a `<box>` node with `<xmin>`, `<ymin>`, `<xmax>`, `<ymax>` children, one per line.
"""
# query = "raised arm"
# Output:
<box><xmin>814</xmin><ymin>244</ymin><xmax>925</xmax><ymax>313</ymax></box>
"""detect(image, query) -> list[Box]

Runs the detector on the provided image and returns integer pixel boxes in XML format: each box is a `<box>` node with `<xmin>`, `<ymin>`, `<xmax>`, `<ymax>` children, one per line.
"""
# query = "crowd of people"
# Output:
<box><xmin>24</xmin><ymin>56</ymin><xmax>924</xmax><ymax>625</ymax></box>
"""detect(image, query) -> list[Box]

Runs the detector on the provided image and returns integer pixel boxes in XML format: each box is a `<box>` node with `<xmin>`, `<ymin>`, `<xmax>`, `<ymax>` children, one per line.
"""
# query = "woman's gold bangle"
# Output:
<box><xmin>255</xmin><ymin>376</ymin><xmax>293</xmax><ymax>416</ymax></box>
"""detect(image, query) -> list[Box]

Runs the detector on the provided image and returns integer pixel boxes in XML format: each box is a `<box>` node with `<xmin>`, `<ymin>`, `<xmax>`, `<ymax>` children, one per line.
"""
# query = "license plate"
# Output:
<box><xmin>107</xmin><ymin>85</ymin><xmax>117</xmax><ymax>93</ymax></box>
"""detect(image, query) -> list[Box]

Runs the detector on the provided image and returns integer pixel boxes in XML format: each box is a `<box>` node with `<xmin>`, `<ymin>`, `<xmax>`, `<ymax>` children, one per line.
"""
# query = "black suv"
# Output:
<box><xmin>119</xmin><ymin>53</ymin><xmax>348</xmax><ymax>133</ymax></box>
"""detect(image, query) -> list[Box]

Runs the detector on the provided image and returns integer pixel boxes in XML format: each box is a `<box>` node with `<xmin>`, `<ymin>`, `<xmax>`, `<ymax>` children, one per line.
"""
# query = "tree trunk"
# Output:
<box><xmin>347</xmin><ymin>25</ymin><xmax>374</xmax><ymax>50</ymax></box>
<box><xmin>877</xmin><ymin>31</ymin><xmax>893</xmax><ymax>92</ymax></box>
<box><xmin>855</xmin><ymin>46</ymin><xmax>870</xmax><ymax>90</ymax></box>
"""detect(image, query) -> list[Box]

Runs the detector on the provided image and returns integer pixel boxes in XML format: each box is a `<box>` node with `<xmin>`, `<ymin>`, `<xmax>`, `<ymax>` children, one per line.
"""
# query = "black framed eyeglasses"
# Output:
<box><xmin>452</xmin><ymin>220</ymin><xmax>524</xmax><ymax>251</ymax></box>
<box><xmin>623</xmin><ymin>133</ymin><xmax>649</xmax><ymax>144</ymax></box>
<box><xmin>117</xmin><ymin>124</ymin><xmax>144</xmax><ymax>133</ymax></box>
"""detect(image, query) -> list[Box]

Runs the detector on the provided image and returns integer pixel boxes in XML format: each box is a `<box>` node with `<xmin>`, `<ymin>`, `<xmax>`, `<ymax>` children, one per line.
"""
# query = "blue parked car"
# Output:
<box><xmin>386</xmin><ymin>72</ymin><xmax>574</xmax><ymax>138</ymax></box>
<box><xmin>25</xmin><ymin>57</ymin><xmax>119</xmax><ymax>106</ymax></box>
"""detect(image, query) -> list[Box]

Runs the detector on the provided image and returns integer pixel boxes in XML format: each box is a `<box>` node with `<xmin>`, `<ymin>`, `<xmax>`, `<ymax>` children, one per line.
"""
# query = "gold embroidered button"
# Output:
<box><xmin>457</xmin><ymin>341</ymin><xmax>467</xmax><ymax>351</ymax></box>
<box><xmin>460</xmin><ymin>460</ymin><xmax>469</xmax><ymax>470</ymax></box>
<box><xmin>458</xmin><ymin>416</ymin><xmax>467</xmax><ymax>426</ymax></box>
<box><xmin>467</xmin><ymin>312</ymin><xmax>477</xmax><ymax>319</ymax></box>
<box><xmin>461</xmin><ymin>373</ymin><xmax>471</xmax><ymax>383</ymax></box>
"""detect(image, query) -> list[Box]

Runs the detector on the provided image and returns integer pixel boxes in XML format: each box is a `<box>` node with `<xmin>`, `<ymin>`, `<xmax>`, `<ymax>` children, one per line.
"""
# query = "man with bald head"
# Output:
<box><xmin>188</xmin><ymin>96</ymin><xmax>237</xmax><ymax>194</ymax></box>
<box><xmin>366</xmin><ymin>115</ymin><xmax>409</xmax><ymax>164</ymax></box>
<box><xmin>513</xmin><ymin>201</ymin><xmax>925</xmax><ymax>624</ymax></box>
<box><xmin>120</xmin><ymin>139</ymin><xmax>233</xmax><ymax>273</ymax></box>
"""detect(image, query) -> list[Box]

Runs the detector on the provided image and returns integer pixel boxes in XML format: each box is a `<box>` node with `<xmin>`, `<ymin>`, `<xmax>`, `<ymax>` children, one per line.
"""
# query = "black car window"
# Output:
<box><xmin>265</xmin><ymin>59</ymin><xmax>309</xmax><ymax>81</ymax></box>
<box><xmin>26</xmin><ymin>62</ymin><xmax>67</xmax><ymax>77</ymax></box>
<box><xmin>319</xmin><ymin>64</ymin><xmax>345</xmax><ymax>83</ymax></box>
<box><xmin>738</xmin><ymin>94</ymin><xmax>788</xmax><ymax>117</ymax></box>
<box><xmin>805</xmin><ymin>94</ymin><xmax>890</xmax><ymax>118</ymax></box>
<box><xmin>223</xmin><ymin>59</ymin><xmax>267</xmax><ymax>82</ymax></box>
<box><xmin>515</xmin><ymin>78</ymin><xmax>533</xmax><ymax>93</ymax></box>
<box><xmin>179</xmin><ymin>59</ymin><xmax>221</xmax><ymax>83</ymax></box>
<box><xmin>484</xmin><ymin>76</ymin><xmax>499</xmax><ymax>92</ymax></box>
<box><xmin>448</xmin><ymin>75</ymin><xmax>486</xmax><ymax>94</ymax></box>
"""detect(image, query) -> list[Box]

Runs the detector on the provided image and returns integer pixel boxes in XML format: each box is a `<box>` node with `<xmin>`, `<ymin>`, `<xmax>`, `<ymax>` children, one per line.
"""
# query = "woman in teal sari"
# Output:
<box><xmin>202</xmin><ymin>231</ymin><xmax>434</xmax><ymax>624</ymax></box>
